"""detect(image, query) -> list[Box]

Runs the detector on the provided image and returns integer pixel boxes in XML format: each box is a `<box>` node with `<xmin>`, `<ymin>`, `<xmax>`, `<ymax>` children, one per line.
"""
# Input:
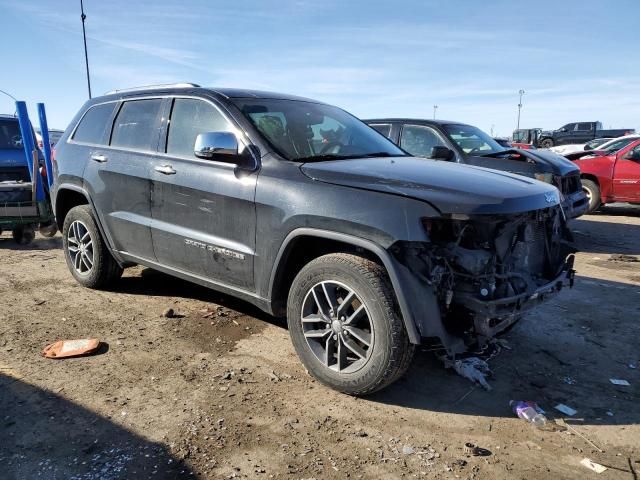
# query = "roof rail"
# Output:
<box><xmin>104</xmin><ymin>83</ymin><xmax>200</xmax><ymax>95</ymax></box>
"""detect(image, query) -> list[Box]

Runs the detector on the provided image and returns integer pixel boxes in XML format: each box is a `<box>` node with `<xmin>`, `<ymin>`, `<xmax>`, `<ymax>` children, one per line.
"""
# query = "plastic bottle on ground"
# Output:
<box><xmin>510</xmin><ymin>400</ymin><xmax>547</xmax><ymax>428</ymax></box>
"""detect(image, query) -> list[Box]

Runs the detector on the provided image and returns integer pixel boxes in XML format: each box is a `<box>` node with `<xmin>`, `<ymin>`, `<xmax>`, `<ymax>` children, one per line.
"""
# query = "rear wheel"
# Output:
<box><xmin>581</xmin><ymin>179</ymin><xmax>601</xmax><ymax>214</ymax></box>
<box><xmin>287</xmin><ymin>253</ymin><xmax>414</xmax><ymax>395</ymax></box>
<box><xmin>39</xmin><ymin>222</ymin><xmax>58</xmax><ymax>237</ymax></box>
<box><xmin>62</xmin><ymin>205</ymin><xmax>123</xmax><ymax>288</ymax></box>
<box><xmin>12</xmin><ymin>226</ymin><xmax>35</xmax><ymax>245</ymax></box>
<box><xmin>540</xmin><ymin>138</ymin><xmax>554</xmax><ymax>148</ymax></box>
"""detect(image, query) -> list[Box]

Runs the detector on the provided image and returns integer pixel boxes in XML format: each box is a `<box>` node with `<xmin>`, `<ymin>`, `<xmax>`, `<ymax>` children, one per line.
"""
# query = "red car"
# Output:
<box><xmin>572</xmin><ymin>139</ymin><xmax>640</xmax><ymax>213</ymax></box>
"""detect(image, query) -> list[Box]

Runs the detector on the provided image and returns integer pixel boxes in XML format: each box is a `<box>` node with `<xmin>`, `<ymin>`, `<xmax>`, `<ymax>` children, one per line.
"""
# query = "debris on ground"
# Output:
<box><xmin>42</xmin><ymin>338</ymin><xmax>101</xmax><ymax>359</ymax></box>
<box><xmin>580</xmin><ymin>458</ymin><xmax>607</xmax><ymax>473</ymax></box>
<box><xmin>554</xmin><ymin>403</ymin><xmax>577</xmax><ymax>416</ymax></box>
<box><xmin>510</xmin><ymin>400</ymin><xmax>548</xmax><ymax>428</ymax></box>
<box><xmin>463</xmin><ymin>443</ymin><xmax>491</xmax><ymax>457</ymax></box>
<box><xmin>608</xmin><ymin>254</ymin><xmax>638</xmax><ymax>262</ymax></box>
<box><xmin>161</xmin><ymin>308</ymin><xmax>176</xmax><ymax>318</ymax></box>
<box><xmin>609</xmin><ymin>378</ymin><xmax>630</xmax><ymax>386</ymax></box>
<box><xmin>450</xmin><ymin>357</ymin><xmax>492</xmax><ymax>390</ymax></box>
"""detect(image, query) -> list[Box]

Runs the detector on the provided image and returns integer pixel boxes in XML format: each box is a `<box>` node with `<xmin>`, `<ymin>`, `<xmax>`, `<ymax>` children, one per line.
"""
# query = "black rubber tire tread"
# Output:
<box><xmin>62</xmin><ymin>205</ymin><xmax>123</xmax><ymax>289</ymax></box>
<box><xmin>12</xmin><ymin>226</ymin><xmax>35</xmax><ymax>245</ymax></box>
<box><xmin>540</xmin><ymin>138</ymin><xmax>554</xmax><ymax>148</ymax></box>
<box><xmin>581</xmin><ymin>179</ymin><xmax>601</xmax><ymax>214</ymax></box>
<box><xmin>287</xmin><ymin>253</ymin><xmax>415</xmax><ymax>396</ymax></box>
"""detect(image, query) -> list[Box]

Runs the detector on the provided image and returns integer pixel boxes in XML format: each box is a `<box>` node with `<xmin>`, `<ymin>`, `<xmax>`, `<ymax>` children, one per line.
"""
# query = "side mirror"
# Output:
<box><xmin>558</xmin><ymin>128</ymin><xmax>567</xmax><ymax>132</ymax></box>
<box><xmin>194</xmin><ymin>132</ymin><xmax>238</xmax><ymax>160</ymax></box>
<box><xmin>430</xmin><ymin>146</ymin><xmax>454</xmax><ymax>160</ymax></box>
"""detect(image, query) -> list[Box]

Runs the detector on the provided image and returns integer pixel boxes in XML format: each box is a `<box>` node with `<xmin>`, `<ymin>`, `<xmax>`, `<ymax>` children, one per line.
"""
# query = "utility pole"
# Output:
<box><xmin>433</xmin><ymin>105</ymin><xmax>438</xmax><ymax>120</ymax></box>
<box><xmin>80</xmin><ymin>0</ymin><xmax>92</xmax><ymax>99</ymax></box>
<box><xmin>490</xmin><ymin>124</ymin><xmax>495</xmax><ymax>137</ymax></box>
<box><xmin>516</xmin><ymin>89</ymin><xmax>525</xmax><ymax>131</ymax></box>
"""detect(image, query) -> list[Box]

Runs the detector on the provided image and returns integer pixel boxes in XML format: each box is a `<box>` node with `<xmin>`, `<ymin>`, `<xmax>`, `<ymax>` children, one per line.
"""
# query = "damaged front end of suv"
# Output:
<box><xmin>392</xmin><ymin>204</ymin><xmax>575</xmax><ymax>354</ymax></box>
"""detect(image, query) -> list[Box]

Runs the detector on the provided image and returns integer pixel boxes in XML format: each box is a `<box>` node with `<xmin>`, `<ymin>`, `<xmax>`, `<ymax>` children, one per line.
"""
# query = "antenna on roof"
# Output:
<box><xmin>104</xmin><ymin>83</ymin><xmax>201</xmax><ymax>95</ymax></box>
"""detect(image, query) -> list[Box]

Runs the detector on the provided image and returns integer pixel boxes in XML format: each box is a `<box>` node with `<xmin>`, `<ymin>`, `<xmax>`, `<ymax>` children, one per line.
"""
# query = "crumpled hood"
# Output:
<box><xmin>301</xmin><ymin>156</ymin><xmax>561</xmax><ymax>215</ymax></box>
<box><xmin>512</xmin><ymin>148</ymin><xmax>579</xmax><ymax>175</ymax></box>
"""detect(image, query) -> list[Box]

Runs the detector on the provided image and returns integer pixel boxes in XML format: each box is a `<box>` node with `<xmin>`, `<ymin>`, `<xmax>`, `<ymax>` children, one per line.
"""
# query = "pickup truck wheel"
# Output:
<box><xmin>581</xmin><ymin>179</ymin><xmax>601</xmax><ymax>214</ymax></box>
<box><xmin>287</xmin><ymin>253</ymin><xmax>414</xmax><ymax>395</ymax></box>
<box><xmin>12</xmin><ymin>226</ymin><xmax>35</xmax><ymax>245</ymax></box>
<box><xmin>62</xmin><ymin>205</ymin><xmax>123</xmax><ymax>288</ymax></box>
<box><xmin>540</xmin><ymin>138</ymin><xmax>554</xmax><ymax>148</ymax></box>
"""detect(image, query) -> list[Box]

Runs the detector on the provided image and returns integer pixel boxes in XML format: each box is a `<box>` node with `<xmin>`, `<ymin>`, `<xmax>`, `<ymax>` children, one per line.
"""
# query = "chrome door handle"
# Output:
<box><xmin>154</xmin><ymin>165</ymin><xmax>176</xmax><ymax>175</ymax></box>
<box><xmin>91</xmin><ymin>153</ymin><xmax>108</xmax><ymax>163</ymax></box>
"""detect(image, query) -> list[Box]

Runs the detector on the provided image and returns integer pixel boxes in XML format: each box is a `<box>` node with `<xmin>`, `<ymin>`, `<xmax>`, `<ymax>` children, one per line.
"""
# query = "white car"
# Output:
<box><xmin>548</xmin><ymin>137</ymin><xmax>614</xmax><ymax>155</ymax></box>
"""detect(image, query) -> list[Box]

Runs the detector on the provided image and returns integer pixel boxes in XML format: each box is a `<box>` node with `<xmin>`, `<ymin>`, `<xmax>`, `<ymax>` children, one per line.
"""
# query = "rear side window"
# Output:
<box><xmin>370</xmin><ymin>123</ymin><xmax>392</xmax><ymax>138</ymax></box>
<box><xmin>166</xmin><ymin>98</ymin><xmax>233</xmax><ymax>157</ymax></box>
<box><xmin>72</xmin><ymin>103</ymin><xmax>115</xmax><ymax>144</ymax></box>
<box><xmin>0</xmin><ymin>119</ymin><xmax>23</xmax><ymax>149</ymax></box>
<box><xmin>111</xmin><ymin>99</ymin><xmax>163</xmax><ymax>151</ymax></box>
<box><xmin>401</xmin><ymin>125</ymin><xmax>447</xmax><ymax>158</ymax></box>
<box><xmin>576</xmin><ymin>123</ymin><xmax>592</xmax><ymax>131</ymax></box>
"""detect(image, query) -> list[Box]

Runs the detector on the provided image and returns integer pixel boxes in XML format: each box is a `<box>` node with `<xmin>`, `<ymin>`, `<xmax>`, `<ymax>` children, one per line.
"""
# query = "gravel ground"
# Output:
<box><xmin>1</xmin><ymin>205</ymin><xmax>639</xmax><ymax>479</ymax></box>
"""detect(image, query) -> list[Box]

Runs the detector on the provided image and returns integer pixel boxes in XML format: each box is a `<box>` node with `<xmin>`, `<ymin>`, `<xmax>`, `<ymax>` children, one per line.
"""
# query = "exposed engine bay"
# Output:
<box><xmin>392</xmin><ymin>205</ymin><xmax>576</xmax><ymax>351</ymax></box>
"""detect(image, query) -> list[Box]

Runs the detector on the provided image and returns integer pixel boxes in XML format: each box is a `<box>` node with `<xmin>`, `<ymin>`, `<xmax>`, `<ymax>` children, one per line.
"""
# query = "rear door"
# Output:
<box><xmin>149</xmin><ymin>96</ymin><xmax>257</xmax><ymax>290</ymax></box>
<box><xmin>612</xmin><ymin>142</ymin><xmax>640</xmax><ymax>201</ymax></box>
<box><xmin>572</xmin><ymin>122</ymin><xmax>594</xmax><ymax>144</ymax></box>
<box><xmin>81</xmin><ymin>98</ymin><xmax>162</xmax><ymax>261</ymax></box>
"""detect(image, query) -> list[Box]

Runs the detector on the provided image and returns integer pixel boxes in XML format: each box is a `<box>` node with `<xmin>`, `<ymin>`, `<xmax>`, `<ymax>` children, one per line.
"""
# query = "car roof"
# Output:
<box><xmin>364</xmin><ymin>118</ymin><xmax>468</xmax><ymax>127</ymax></box>
<box><xmin>0</xmin><ymin>113</ymin><xmax>18</xmax><ymax>121</ymax></box>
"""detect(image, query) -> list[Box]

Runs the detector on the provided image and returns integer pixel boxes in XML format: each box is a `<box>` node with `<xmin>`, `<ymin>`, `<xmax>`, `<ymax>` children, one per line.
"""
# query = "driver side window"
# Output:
<box><xmin>627</xmin><ymin>144</ymin><xmax>640</xmax><ymax>160</ymax></box>
<box><xmin>400</xmin><ymin>125</ymin><xmax>446</xmax><ymax>158</ymax></box>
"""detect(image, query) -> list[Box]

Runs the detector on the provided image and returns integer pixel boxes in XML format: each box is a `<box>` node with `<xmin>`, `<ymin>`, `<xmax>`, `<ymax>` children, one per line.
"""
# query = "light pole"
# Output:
<box><xmin>80</xmin><ymin>0</ymin><xmax>92</xmax><ymax>99</ymax></box>
<box><xmin>516</xmin><ymin>89</ymin><xmax>525</xmax><ymax>131</ymax></box>
<box><xmin>433</xmin><ymin>105</ymin><xmax>438</xmax><ymax>120</ymax></box>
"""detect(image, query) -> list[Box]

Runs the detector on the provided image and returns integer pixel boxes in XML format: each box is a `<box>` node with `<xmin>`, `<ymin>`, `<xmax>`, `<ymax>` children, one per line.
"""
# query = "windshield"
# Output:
<box><xmin>599</xmin><ymin>137</ymin><xmax>637</xmax><ymax>153</ymax></box>
<box><xmin>0</xmin><ymin>119</ymin><xmax>23</xmax><ymax>150</ymax></box>
<box><xmin>443</xmin><ymin>124</ymin><xmax>504</xmax><ymax>155</ymax></box>
<box><xmin>232</xmin><ymin>98</ymin><xmax>407</xmax><ymax>161</ymax></box>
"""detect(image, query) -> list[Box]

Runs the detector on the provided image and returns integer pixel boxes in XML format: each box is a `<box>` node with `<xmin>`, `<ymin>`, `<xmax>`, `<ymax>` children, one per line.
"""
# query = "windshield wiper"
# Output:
<box><xmin>296</xmin><ymin>154</ymin><xmax>354</xmax><ymax>162</ymax></box>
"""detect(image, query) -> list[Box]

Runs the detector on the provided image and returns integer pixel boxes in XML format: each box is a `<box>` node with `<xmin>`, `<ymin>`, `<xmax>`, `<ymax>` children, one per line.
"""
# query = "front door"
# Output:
<box><xmin>81</xmin><ymin>99</ymin><xmax>162</xmax><ymax>261</ymax></box>
<box><xmin>613</xmin><ymin>142</ymin><xmax>640</xmax><ymax>201</ymax></box>
<box><xmin>149</xmin><ymin>97</ymin><xmax>257</xmax><ymax>290</ymax></box>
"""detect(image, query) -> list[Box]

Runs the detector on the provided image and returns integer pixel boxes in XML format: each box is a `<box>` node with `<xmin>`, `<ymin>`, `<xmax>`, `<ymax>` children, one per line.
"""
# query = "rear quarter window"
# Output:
<box><xmin>369</xmin><ymin>123</ymin><xmax>392</xmax><ymax>138</ymax></box>
<box><xmin>0</xmin><ymin>119</ymin><xmax>23</xmax><ymax>149</ymax></box>
<box><xmin>72</xmin><ymin>103</ymin><xmax>116</xmax><ymax>145</ymax></box>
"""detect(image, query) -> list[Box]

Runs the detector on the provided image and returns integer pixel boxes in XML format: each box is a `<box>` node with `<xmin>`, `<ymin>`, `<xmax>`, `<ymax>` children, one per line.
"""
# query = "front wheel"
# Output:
<box><xmin>62</xmin><ymin>205</ymin><xmax>123</xmax><ymax>288</ymax></box>
<box><xmin>540</xmin><ymin>138</ymin><xmax>554</xmax><ymax>148</ymax></box>
<box><xmin>581</xmin><ymin>179</ymin><xmax>601</xmax><ymax>214</ymax></box>
<box><xmin>287</xmin><ymin>253</ymin><xmax>414</xmax><ymax>395</ymax></box>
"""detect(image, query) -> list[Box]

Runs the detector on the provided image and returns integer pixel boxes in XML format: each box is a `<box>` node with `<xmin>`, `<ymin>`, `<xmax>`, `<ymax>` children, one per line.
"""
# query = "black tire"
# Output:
<box><xmin>62</xmin><ymin>205</ymin><xmax>123</xmax><ymax>288</ymax></box>
<box><xmin>39</xmin><ymin>222</ymin><xmax>58</xmax><ymax>237</ymax></box>
<box><xmin>287</xmin><ymin>253</ymin><xmax>415</xmax><ymax>395</ymax></box>
<box><xmin>540</xmin><ymin>138</ymin><xmax>554</xmax><ymax>148</ymax></box>
<box><xmin>12</xmin><ymin>226</ymin><xmax>35</xmax><ymax>245</ymax></box>
<box><xmin>581</xmin><ymin>179</ymin><xmax>601</xmax><ymax>214</ymax></box>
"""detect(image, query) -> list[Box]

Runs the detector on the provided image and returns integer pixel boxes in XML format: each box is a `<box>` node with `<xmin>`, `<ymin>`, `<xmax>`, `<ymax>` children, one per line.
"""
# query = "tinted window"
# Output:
<box><xmin>0</xmin><ymin>119</ymin><xmax>23</xmax><ymax>149</ymax></box>
<box><xmin>628</xmin><ymin>143</ymin><xmax>640</xmax><ymax>160</ymax></box>
<box><xmin>233</xmin><ymin>98</ymin><xmax>406</xmax><ymax>161</ymax></box>
<box><xmin>370</xmin><ymin>124</ymin><xmax>392</xmax><ymax>138</ymax></box>
<box><xmin>73</xmin><ymin>103</ymin><xmax>116</xmax><ymax>144</ymax></box>
<box><xmin>601</xmin><ymin>137</ymin><xmax>636</xmax><ymax>153</ymax></box>
<box><xmin>576</xmin><ymin>123</ymin><xmax>592</xmax><ymax>131</ymax></box>
<box><xmin>111</xmin><ymin>99</ymin><xmax>162</xmax><ymax>150</ymax></box>
<box><xmin>167</xmin><ymin>98</ymin><xmax>233</xmax><ymax>157</ymax></box>
<box><xmin>443</xmin><ymin>124</ymin><xmax>503</xmax><ymax>155</ymax></box>
<box><xmin>400</xmin><ymin>125</ymin><xmax>446</xmax><ymax>158</ymax></box>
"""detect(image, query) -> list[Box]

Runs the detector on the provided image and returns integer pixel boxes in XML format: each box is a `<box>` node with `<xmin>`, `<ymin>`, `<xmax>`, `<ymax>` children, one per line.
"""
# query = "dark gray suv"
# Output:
<box><xmin>52</xmin><ymin>84</ymin><xmax>575</xmax><ymax>395</ymax></box>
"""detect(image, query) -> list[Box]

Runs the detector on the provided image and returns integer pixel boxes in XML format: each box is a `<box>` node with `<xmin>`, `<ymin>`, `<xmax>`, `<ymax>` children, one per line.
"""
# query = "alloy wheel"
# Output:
<box><xmin>300</xmin><ymin>280</ymin><xmax>374</xmax><ymax>373</ymax></box>
<box><xmin>67</xmin><ymin>220</ymin><xmax>94</xmax><ymax>275</ymax></box>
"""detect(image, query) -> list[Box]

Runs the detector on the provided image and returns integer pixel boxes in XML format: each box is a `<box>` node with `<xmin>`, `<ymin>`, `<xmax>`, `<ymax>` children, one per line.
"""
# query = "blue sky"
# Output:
<box><xmin>1</xmin><ymin>0</ymin><xmax>638</xmax><ymax>136</ymax></box>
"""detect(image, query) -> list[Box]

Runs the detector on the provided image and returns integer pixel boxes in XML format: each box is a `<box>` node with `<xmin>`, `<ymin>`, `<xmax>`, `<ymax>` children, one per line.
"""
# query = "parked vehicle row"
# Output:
<box><xmin>51</xmin><ymin>84</ymin><xmax>576</xmax><ymax>395</ymax></box>
<box><xmin>365</xmin><ymin>118</ymin><xmax>588</xmax><ymax>219</ymax></box>
<box><xmin>512</xmin><ymin>123</ymin><xmax>635</xmax><ymax>149</ymax></box>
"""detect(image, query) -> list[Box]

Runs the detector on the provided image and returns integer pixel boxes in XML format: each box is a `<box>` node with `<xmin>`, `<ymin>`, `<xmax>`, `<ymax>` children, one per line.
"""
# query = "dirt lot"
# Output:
<box><xmin>1</xmin><ymin>206</ymin><xmax>639</xmax><ymax>480</ymax></box>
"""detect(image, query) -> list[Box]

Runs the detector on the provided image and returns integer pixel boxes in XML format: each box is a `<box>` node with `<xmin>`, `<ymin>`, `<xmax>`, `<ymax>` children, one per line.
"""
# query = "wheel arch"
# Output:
<box><xmin>54</xmin><ymin>184</ymin><xmax>91</xmax><ymax>231</ymax></box>
<box><xmin>268</xmin><ymin>228</ymin><xmax>421</xmax><ymax>344</ymax></box>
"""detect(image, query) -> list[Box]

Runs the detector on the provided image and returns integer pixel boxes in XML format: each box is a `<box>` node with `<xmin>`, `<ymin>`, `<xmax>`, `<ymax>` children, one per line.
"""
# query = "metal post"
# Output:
<box><xmin>433</xmin><ymin>105</ymin><xmax>438</xmax><ymax>120</ymax></box>
<box><xmin>15</xmin><ymin>101</ymin><xmax>45</xmax><ymax>202</ymax></box>
<box><xmin>516</xmin><ymin>89</ymin><xmax>525</xmax><ymax>131</ymax></box>
<box><xmin>37</xmin><ymin>103</ymin><xmax>54</xmax><ymax>188</ymax></box>
<box><xmin>80</xmin><ymin>0</ymin><xmax>92</xmax><ymax>99</ymax></box>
